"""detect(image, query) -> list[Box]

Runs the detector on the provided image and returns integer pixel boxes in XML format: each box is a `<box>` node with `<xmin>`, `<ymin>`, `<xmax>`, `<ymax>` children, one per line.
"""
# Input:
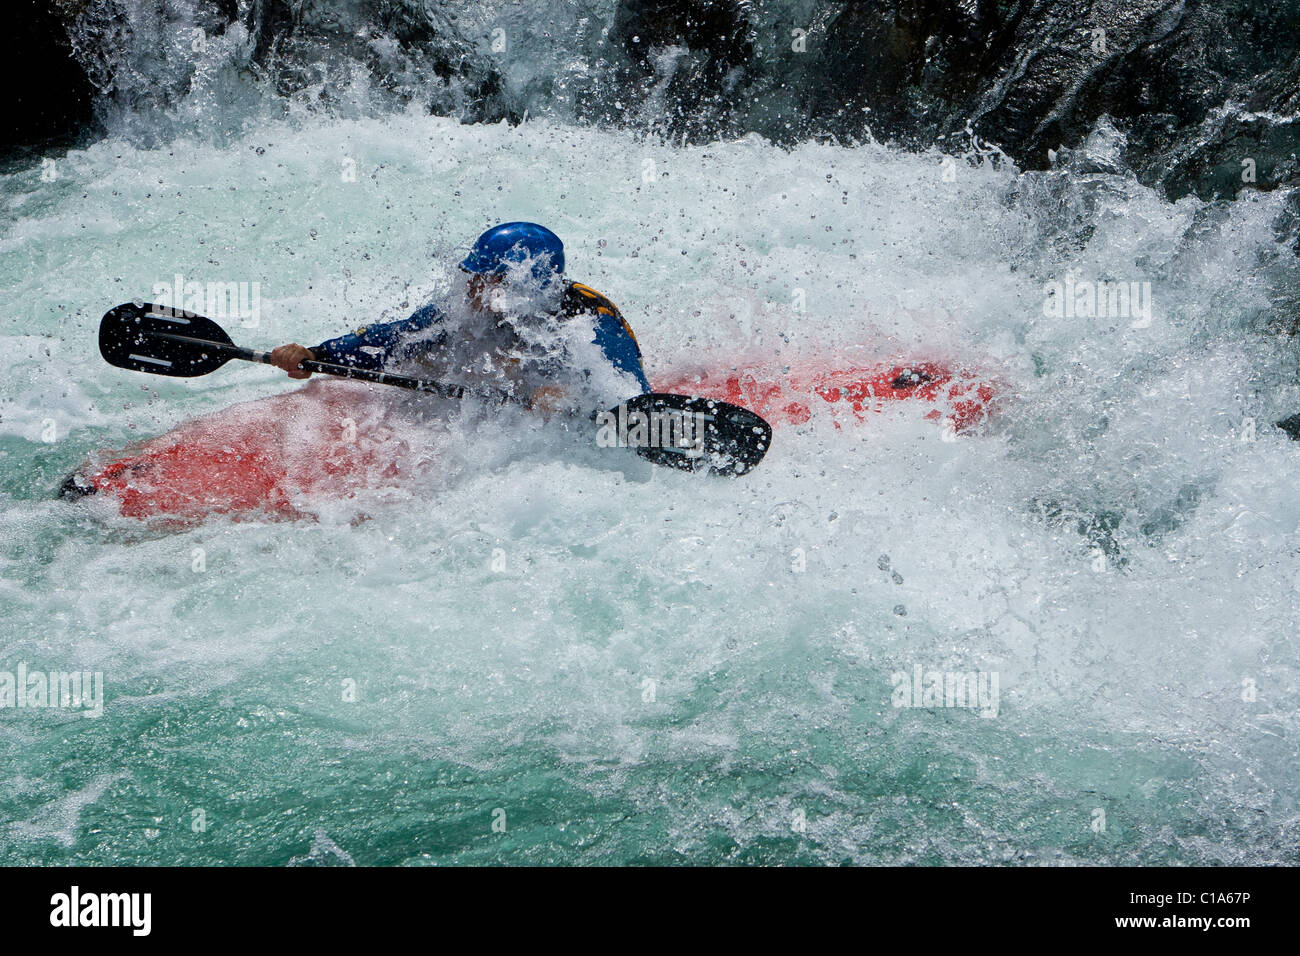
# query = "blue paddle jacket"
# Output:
<box><xmin>311</xmin><ymin>281</ymin><xmax>652</xmax><ymax>396</ymax></box>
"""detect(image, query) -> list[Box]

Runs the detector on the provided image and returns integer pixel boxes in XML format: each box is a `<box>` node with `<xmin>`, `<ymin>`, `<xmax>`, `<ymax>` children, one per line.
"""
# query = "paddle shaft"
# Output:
<box><xmin>146</xmin><ymin>331</ymin><xmax>491</xmax><ymax>401</ymax></box>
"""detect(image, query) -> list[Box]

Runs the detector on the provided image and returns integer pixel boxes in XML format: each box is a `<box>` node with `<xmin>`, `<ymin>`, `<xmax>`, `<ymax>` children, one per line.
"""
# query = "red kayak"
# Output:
<box><xmin>62</xmin><ymin>380</ymin><xmax>429</xmax><ymax>522</ymax></box>
<box><xmin>654</xmin><ymin>358</ymin><xmax>998</xmax><ymax>432</ymax></box>
<box><xmin>64</xmin><ymin>357</ymin><xmax>999</xmax><ymax>522</ymax></box>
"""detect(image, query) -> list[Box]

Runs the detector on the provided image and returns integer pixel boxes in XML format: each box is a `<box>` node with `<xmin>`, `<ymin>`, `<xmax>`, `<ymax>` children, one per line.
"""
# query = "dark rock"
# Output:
<box><xmin>1</xmin><ymin>0</ymin><xmax>100</xmax><ymax>160</ymax></box>
<box><xmin>603</xmin><ymin>0</ymin><xmax>757</xmax><ymax>139</ymax></box>
<box><xmin>1277</xmin><ymin>412</ymin><xmax>1300</xmax><ymax>440</ymax></box>
<box><xmin>803</xmin><ymin>0</ymin><xmax>1300</xmax><ymax>201</ymax></box>
<box><xmin>21</xmin><ymin>0</ymin><xmax>1300</xmax><ymax>204</ymax></box>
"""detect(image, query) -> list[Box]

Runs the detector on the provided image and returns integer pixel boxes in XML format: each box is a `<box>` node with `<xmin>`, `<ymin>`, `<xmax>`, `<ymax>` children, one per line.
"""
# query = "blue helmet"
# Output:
<box><xmin>459</xmin><ymin>222</ymin><xmax>565</xmax><ymax>283</ymax></box>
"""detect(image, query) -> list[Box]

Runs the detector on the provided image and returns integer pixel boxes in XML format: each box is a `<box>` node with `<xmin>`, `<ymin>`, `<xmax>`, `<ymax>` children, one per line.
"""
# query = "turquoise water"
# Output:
<box><xmin>1</xmin><ymin>114</ymin><xmax>1297</xmax><ymax>864</ymax></box>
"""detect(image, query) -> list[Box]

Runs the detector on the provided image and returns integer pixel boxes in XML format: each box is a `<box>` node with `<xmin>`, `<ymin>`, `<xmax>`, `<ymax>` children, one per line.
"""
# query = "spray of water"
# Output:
<box><xmin>0</xmin><ymin>108</ymin><xmax>1296</xmax><ymax>864</ymax></box>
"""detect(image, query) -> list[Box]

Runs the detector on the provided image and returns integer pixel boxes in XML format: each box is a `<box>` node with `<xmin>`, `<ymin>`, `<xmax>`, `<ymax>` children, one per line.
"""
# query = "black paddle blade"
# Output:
<box><xmin>99</xmin><ymin>302</ymin><xmax>237</xmax><ymax>377</ymax></box>
<box><xmin>597</xmin><ymin>393</ymin><xmax>772</xmax><ymax>477</ymax></box>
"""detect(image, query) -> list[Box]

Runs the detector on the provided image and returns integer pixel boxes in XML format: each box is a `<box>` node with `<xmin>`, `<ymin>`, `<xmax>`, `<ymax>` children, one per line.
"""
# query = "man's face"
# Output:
<box><xmin>466</xmin><ymin>272</ymin><xmax>505</xmax><ymax>312</ymax></box>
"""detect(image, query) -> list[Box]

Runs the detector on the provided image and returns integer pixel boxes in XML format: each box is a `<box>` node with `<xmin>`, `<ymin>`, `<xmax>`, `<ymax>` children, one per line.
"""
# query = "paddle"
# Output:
<box><xmin>98</xmin><ymin>302</ymin><xmax>772</xmax><ymax>476</ymax></box>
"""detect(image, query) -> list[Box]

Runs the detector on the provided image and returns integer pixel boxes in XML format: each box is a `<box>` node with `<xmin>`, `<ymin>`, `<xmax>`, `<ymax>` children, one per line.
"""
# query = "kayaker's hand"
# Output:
<box><xmin>270</xmin><ymin>344</ymin><xmax>315</xmax><ymax>379</ymax></box>
<box><xmin>528</xmin><ymin>385</ymin><xmax>568</xmax><ymax>418</ymax></box>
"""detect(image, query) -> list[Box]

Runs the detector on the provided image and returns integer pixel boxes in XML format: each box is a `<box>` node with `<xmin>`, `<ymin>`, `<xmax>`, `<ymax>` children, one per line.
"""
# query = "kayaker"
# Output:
<box><xmin>268</xmin><ymin>222</ymin><xmax>651</xmax><ymax>411</ymax></box>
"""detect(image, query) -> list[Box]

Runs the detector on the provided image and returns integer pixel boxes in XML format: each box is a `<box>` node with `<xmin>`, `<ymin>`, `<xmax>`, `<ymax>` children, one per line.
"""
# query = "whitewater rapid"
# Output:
<box><xmin>1</xmin><ymin>112</ymin><xmax>1297</xmax><ymax>864</ymax></box>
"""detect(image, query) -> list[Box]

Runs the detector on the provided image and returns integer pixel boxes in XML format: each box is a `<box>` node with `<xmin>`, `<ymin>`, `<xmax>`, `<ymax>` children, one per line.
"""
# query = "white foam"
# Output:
<box><xmin>2</xmin><ymin>112</ymin><xmax>1297</xmax><ymax>862</ymax></box>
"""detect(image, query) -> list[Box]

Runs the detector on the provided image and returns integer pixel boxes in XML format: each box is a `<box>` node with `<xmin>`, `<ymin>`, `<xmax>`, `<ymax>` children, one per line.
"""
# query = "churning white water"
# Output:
<box><xmin>1</xmin><ymin>111</ymin><xmax>1297</xmax><ymax>864</ymax></box>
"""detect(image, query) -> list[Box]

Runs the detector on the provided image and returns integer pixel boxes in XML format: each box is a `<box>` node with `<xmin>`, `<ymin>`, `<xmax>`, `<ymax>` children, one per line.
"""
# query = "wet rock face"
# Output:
<box><xmin>806</xmin><ymin>0</ymin><xmax>1003</xmax><ymax>148</ymax></box>
<box><xmin>802</xmin><ymin>0</ymin><xmax>1300</xmax><ymax>200</ymax></box>
<box><xmin>240</xmin><ymin>0</ymin><xmax>514</xmax><ymax>123</ymax></box>
<box><xmin>609</xmin><ymin>0</ymin><xmax>1300</xmax><ymax>200</ymax></box>
<box><xmin>27</xmin><ymin>0</ymin><xmax>515</xmax><ymax>148</ymax></box>
<box><xmin>20</xmin><ymin>0</ymin><xmax>1300</xmax><ymax>201</ymax></box>
<box><xmin>604</xmin><ymin>0</ymin><xmax>756</xmax><ymax>139</ymax></box>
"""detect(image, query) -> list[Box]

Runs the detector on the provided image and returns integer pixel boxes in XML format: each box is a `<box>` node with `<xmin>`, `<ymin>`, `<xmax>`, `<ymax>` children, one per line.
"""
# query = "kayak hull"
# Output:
<box><xmin>63</xmin><ymin>380</ymin><xmax>420</xmax><ymax>522</ymax></box>
<box><xmin>653</xmin><ymin>359</ymin><xmax>998</xmax><ymax>431</ymax></box>
<box><xmin>66</xmin><ymin>358</ymin><xmax>999</xmax><ymax>522</ymax></box>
